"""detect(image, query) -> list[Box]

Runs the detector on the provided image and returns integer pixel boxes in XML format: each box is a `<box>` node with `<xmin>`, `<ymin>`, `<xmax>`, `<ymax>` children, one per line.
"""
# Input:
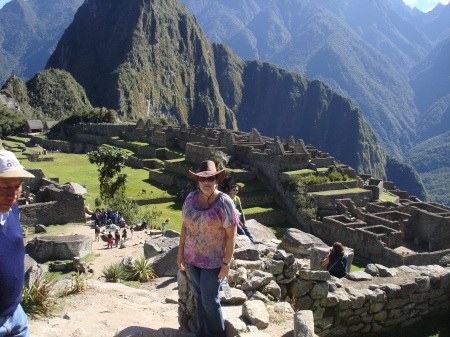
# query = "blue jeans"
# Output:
<box><xmin>0</xmin><ymin>304</ymin><xmax>29</xmax><ymax>337</ymax></box>
<box><xmin>188</xmin><ymin>264</ymin><xmax>225</xmax><ymax>337</ymax></box>
<box><xmin>237</xmin><ymin>223</ymin><xmax>255</xmax><ymax>242</ymax></box>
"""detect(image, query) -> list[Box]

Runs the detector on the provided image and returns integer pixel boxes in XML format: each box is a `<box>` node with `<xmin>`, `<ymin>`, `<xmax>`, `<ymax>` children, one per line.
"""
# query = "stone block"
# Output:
<box><xmin>242</xmin><ymin>300</ymin><xmax>269</xmax><ymax>329</ymax></box>
<box><xmin>25</xmin><ymin>235</ymin><xmax>92</xmax><ymax>263</ymax></box>
<box><xmin>294</xmin><ymin>310</ymin><xmax>314</xmax><ymax>337</ymax></box>
<box><xmin>415</xmin><ymin>276</ymin><xmax>431</xmax><ymax>292</ymax></box>
<box><xmin>373</xmin><ymin>310</ymin><xmax>387</xmax><ymax>322</ymax></box>
<box><xmin>310</xmin><ymin>282</ymin><xmax>329</xmax><ymax>299</ymax></box>
<box><xmin>288</xmin><ymin>279</ymin><xmax>313</xmax><ymax>298</ymax></box>
<box><xmin>298</xmin><ymin>270</ymin><xmax>331</xmax><ymax>281</ymax></box>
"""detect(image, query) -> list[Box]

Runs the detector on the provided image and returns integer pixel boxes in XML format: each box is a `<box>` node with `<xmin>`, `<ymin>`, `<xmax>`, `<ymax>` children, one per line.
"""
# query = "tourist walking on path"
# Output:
<box><xmin>130</xmin><ymin>225</ymin><xmax>134</xmax><ymax>239</ymax></box>
<box><xmin>107</xmin><ymin>231</ymin><xmax>114</xmax><ymax>248</ymax></box>
<box><xmin>229</xmin><ymin>184</ymin><xmax>255</xmax><ymax>243</ymax></box>
<box><xmin>94</xmin><ymin>225</ymin><xmax>101</xmax><ymax>242</ymax></box>
<box><xmin>161</xmin><ymin>218</ymin><xmax>170</xmax><ymax>236</ymax></box>
<box><xmin>0</xmin><ymin>150</ymin><xmax>35</xmax><ymax>337</ymax></box>
<box><xmin>122</xmin><ymin>228</ymin><xmax>127</xmax><ymax>242</ymax></box>
<box><xmin>115</xmin><ymin>229</ymin><xmax>121</xmax><ymax>247</ymax></box>
<box><xmin>177</xmin><ymin>160</ymin><xmax>239</xmax><ymax>337</ymax></box>
<box><xmin>321</xmin><ymin>242</ymin><xmax>348</xmax><ymax>278</ymax></box>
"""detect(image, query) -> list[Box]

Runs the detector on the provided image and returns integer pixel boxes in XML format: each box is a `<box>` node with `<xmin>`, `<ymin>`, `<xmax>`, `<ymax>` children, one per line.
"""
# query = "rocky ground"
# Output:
<box><xmin>28</xmin><ymin>222</ymin><xmax>294</xmax><ymax>337</ymax></box>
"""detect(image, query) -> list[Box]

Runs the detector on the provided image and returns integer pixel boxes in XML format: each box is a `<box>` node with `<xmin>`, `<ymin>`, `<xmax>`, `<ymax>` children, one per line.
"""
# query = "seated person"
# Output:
<box><xmin>229</xmin><ymin>184</ymin><xmax>255</xmax><ymax>243</ymax></box>
<box><xmin>321</xmin><ymin>242</ymin><xmax>348</xmax><ymax>278</ymax></box>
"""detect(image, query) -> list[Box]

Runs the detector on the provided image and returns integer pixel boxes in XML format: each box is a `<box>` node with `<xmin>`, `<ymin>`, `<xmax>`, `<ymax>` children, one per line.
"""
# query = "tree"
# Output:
<box><xmin>87</xmin><ymin>145</ymin><xmax>128</xmax><ymax>203</ymax></box>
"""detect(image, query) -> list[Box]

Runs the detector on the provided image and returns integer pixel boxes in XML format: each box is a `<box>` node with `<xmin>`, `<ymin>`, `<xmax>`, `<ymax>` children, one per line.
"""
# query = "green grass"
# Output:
<box><xmin>140</xmin><ymin>201</ymin><xmax>183</xmax><ymax>232</ymax></box>
<box><xmin>311</xmin><ymin>188</ymin><xmax>368</xmax><ymax>196</ymax></box>
<box><xmin>380</xmin><ymin>191</ymin><xmax>399</xmax><ymax>202</ymax></box>
<box><xmin>283</xmin><ymin>169</ymin><xmax>315</xmax><ymax>175</ymax></box>
<box><xmin>350</xmin><ymin>258</ymin><xmax>366</xmax><ymax>272</ymax></box>
<box><xmin>25</xmin><ymin>223</ymin><xmax>86</xmax><ymax>241</ymax></box>
<box><xmin>19</xmin><ymin>151</ymin><xmax>174</xmax><ymax>207</ymax></box>
<box><xmin>244</xmin><ymin>203</ymin><xmax>283</xmax><ymax>214</ymax></box>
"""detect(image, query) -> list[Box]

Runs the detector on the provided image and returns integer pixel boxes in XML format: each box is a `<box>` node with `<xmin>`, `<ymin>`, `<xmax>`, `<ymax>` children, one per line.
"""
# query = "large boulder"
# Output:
<box><xmin>281</xmin><ymin>228</ymin><xmax>327</xmax><ymax>257</ymax></box>
<box><xmin>25</xmin><ymin>235</ymin><xmax>92</xmax><ymax>263</ymax></box>
<box><xmin>144</xmin><ymin>237</ymin><xmax>179</xmax><ymax>277</ymax></box>
<box><xmin>245</xmin><ymin>219</ymin><xmax>277</xmax><ymax>242</ymax></box>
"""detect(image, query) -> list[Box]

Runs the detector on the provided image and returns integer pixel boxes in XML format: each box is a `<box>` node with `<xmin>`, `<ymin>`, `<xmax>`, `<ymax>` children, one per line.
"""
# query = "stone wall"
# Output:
<box><xmin>20</xmin><ymin>199</ymin><xmax>86</xmax><ymax>226</ymax></box>
<box><xmin>185</xmin><ymin>142</ymin><xmax>227</xmax><ymax>164</ymax></box>
<box><xmin>178</xmin><ymin>237</ymin><xmax>450</xmax><ymax>336</ymax></box>
<box><xmin>30</xmin><ymin>137</ymin><xmax>72</xmax><ymax>152</ymax></box>
<box><xmin>312</xmin><ymin>189</ymin><xmax>373</xmax><ymax>208</ymax></box>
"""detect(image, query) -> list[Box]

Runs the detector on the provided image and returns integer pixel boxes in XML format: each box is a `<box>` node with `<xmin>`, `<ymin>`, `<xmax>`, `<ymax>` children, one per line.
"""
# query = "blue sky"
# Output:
<box><xmin>0</xmin><ymin>0</ymin><xmax>448</xmax><ymax>11</ymax></box>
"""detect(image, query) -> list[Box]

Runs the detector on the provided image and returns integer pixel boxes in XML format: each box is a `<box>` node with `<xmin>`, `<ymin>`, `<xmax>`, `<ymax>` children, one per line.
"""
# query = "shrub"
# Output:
<box><xmin>21</xmin><ymin>275</ymin><xmax>54</xmax><ymax>318</ymax></box>
<box><xmin>294</xmin><ymin>192</ymin><xmax>317</xmax><ymax>219</ymax></box>
<box><xmin>65</xmin><ymin>271</ymin><xmax>88</xmax><ymax>295</ymax></box>
<box><xmin>328</xmin><ymin>172</ymin><xmax>349</xmax><ymax>182</ymax></box>
<box><xmin>127</xmin><ymin>257</ymin><xmax>157</xmax><ymax>282</ymax></box>
<box><xmin>102</xmin><ymin>263</ymin><xmax>126</xmax><ymax>283</ymax></box>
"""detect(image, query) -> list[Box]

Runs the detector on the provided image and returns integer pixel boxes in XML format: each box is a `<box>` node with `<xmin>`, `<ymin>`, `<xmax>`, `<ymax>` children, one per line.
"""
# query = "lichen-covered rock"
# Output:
<box><xmin>242</xmin><ymin>270</ymin><xmax>275</xmax><ymax>291</ymax></box>
<box><xmin>242</xmin><ymin>300</ymin><xmax>270</xmax><ymax>329</ymax></box>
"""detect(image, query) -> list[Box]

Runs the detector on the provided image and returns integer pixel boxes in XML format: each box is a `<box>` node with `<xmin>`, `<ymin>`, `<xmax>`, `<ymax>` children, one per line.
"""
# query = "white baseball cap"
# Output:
<box><xmin>0</xmin><ymin>150</ymin><xmax>35</xmax><ymax>178</ymax></box>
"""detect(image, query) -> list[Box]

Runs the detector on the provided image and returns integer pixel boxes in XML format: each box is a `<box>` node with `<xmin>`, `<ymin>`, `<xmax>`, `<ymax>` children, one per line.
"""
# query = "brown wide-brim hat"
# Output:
<box><xmin>188</xmin><ymin>160</ymin><xmax>226</xmax><ymax>184</ymax></box>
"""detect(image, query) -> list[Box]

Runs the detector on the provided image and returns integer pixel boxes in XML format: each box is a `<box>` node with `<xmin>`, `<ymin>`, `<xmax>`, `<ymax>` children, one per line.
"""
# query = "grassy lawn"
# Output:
<box><xmin>283</xmin><ymin>169</ymin><xmax>315</xmax><ymax>176</ymax></box>
<box><xmin>19</xmin><ymin>151</ymin><xmax>174</xmax><ymax>207</ymax></box>
<box><xmin>140</xmin><ymin>201</ymin><xmax>183</xmax><ymax>232</ymax></box>
<box><xmin>311</xmin><ymin>188</ymin><xmax>368</xmax><ymax>195</ymax></box>
<box><xmin>380</xmin><ymin>191</ymin><xmax>399</xmax><ymax>202</ymax></box>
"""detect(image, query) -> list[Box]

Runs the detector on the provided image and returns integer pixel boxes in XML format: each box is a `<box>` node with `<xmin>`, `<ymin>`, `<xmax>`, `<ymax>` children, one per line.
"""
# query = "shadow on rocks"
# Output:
<box><xmin>116</xmin><ymin>326</ymin><xmax>194</xmax><ymax>337</ymax></box>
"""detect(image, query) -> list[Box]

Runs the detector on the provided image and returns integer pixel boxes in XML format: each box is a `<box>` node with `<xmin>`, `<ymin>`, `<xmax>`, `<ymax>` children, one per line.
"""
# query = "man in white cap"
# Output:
<box><xmin>0</xmin><ymin>150</ymin><xmax>34</xmax><ymax>337</ymax></box>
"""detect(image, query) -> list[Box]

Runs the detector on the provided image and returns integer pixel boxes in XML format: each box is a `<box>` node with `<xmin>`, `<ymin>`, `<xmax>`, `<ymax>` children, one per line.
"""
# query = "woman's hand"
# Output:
<box><xmin>218</xmin><ymin>264</ymin><xmax>230</xmax><ymax>283</ymax></box>
<box><xmin>177</xmin><ymin>255</ymin><xmax>186</xmax><ymax>271</ymax></box>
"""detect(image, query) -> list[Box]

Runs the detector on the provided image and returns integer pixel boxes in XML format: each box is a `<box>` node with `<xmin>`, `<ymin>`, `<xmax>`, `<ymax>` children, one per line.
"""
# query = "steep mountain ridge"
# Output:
<box><xmin>0</xmin><ymin>0</ymin><xmax>84</xmax><ymax>84</ymax></box>
<box><xmin>47</xmin><ymin>0</ymin><xmax>237</xmax><ymax>129</ymax></box>
<box><xmin>180</xmin><ymin>0</ymin><xmax>421</xmax><ymax>159</ymax></box>
<box><xmin>45</xmin><ymin>0</ymin><xmax>390</xmax><ymax>180</ymax></box>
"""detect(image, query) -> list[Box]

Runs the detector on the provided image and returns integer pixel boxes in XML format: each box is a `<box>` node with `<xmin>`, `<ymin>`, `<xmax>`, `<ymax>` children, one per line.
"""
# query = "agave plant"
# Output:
<box><xmin>21</xmin><ymin>275</ymin><xmax>54</xmax><ymax>318</ymax></box>
<box><xmin>102</xmin><ymin>263</ymin><xmax>126</xmax><ymax>283</ymax></box>
<box><xmin>127</xmin><ymin>257</ymin><xmax>157</xmax><ymax>283</ymax></box>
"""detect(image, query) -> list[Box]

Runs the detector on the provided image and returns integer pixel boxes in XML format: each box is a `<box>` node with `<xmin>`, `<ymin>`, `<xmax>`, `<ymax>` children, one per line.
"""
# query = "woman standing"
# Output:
<box><xmin>321</xmin><ymin>242</ymin><xmax>348</xmax><ymax>278</ymax></box>
<box><xmin>177</xmin><ymin>160</ymin><xmax>239</xmax><ymax>337</ymax></box>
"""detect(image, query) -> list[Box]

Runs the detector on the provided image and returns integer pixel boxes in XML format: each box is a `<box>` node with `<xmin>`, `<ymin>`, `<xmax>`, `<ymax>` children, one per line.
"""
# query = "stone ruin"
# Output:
<box><xmin>20</xmin><ymin>120</ymin><xmax>450</xmax><ymax>334</ymax></box>
<box><xmin>27</xmin><ymin>121</ymin><xmax>450</xmax><ymax>267</ymax></box>
<box><xmin>177</xmin><ymin>231</ymin><xmax>450</xmax><ymax>336</ymax></box>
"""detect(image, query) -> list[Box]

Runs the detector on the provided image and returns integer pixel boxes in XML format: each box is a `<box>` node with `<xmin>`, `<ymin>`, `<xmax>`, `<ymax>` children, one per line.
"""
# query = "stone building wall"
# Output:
<box><xmin>30</xmin><ymin>137</ymin><xmax>72</xmax><ymax>152</ymax></box>
<box><xmin>185</xmin><ymin>142</ymin><xmax>227</xmax><ymax>164</ymax></box>
<box><xmin>20</xmin><ymin>199</ymin><xmax>85</xmax><ymax>226</ymax></box>
<box><xmin>73</xmin><ymin>133</ymin><xmax>109</xmax><ymax>145</ymax></box>
<box><xmin>78</xmin><ymin>123</ymin><xmax>131</xmax><ymax>136</ymax></box>
<box><xmin>178</xmin><ymin>238</ymin><xmax>450</xmax><ymax>336</ymax></box>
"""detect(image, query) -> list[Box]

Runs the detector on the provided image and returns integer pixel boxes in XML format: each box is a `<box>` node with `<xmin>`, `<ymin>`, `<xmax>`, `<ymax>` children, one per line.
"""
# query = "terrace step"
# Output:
<box><xmin>238</xmin><ymin>191</ymin><xmax>275</xmax><ymax>208</ymax></box>
<box><xmin>244</xmin><ymin>204</ymin><xmax>288</xmax><ymax>226</ymax></box>
<box><xmin>311</xmin><ymin>188</ymin><xmax>373</xmax><ymax>208</ymax></box>
<box><xmin>148</xmin><ymin>169</ymin><xmax>192</xmax><ymax>189</ymax></box>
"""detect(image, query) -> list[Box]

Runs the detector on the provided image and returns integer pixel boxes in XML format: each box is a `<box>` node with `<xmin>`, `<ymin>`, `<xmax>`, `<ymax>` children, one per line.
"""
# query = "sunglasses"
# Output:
<box><xmin>231</xmin><ymin>189</ymin><xmax>238</xmax><ymax>191</ymax></box>
<box><xmin>198</xmin><ymin>176</ymin><xmax>216</xmax><ymax>182</ymax></box>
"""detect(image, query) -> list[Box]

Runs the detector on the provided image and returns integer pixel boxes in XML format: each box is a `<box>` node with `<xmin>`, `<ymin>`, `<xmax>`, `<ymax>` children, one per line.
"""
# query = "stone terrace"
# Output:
<box><xmin>26</xmin><ymin>120</ymin><xmax>450</xmax><ymax>266</ymax></box>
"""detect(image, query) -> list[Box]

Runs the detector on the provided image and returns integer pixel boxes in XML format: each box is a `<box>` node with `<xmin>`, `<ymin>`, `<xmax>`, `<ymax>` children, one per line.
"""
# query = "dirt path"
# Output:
<box><xmin>28</xmin><ymin>222</ymin><xmax>294</xmax><ymax>337</ymax></box>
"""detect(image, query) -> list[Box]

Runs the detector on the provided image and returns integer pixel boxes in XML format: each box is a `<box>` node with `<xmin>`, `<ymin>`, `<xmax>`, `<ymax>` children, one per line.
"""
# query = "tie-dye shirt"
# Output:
<box><xmin>182</xmin><ymin>190</ymin><xmax>239</xmax><ymax>269</ymax></box>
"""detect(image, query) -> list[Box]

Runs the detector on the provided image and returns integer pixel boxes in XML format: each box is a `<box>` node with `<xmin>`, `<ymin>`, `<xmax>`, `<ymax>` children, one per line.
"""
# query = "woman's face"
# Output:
<box><xmin>229</xmin><ymin>187</ymin><xmax>239</xmax><ymax>196</ymax></box>
<box><xmin>198</xmin><ymin>176</ymin><xmax>217</xmax><ymax>194</ymax></box>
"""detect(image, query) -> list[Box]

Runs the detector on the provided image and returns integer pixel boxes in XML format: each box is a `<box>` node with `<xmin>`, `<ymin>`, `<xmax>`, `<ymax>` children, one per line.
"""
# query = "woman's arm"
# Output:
<box><xmin>177</xmin><ymin>221</ymin><xmax>187</xmax><ymax>271</ymax></box>
<box><xmin>218</xmin><ymin>225</ymin><xmax>237</xmax><ymax>282</ymax></box>
<box><xmin>321</xmin><ymin>249</ymin><xmax>332</xmax><ymax>267</ymax></box>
